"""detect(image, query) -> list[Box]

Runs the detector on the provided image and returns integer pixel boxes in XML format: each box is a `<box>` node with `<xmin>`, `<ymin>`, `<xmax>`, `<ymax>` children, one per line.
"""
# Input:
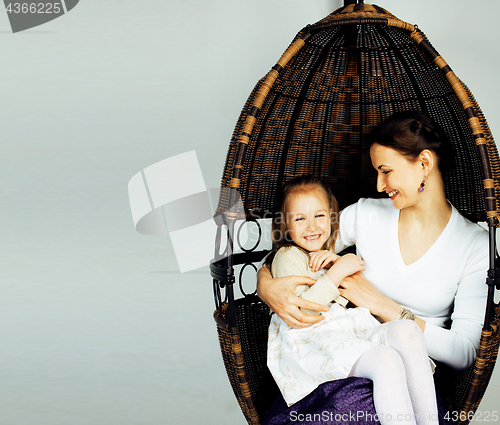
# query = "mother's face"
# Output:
<box><xmin>370</xmin><ymin>143</ymin><xmax>426</xmax><ymax>210</ymax></box>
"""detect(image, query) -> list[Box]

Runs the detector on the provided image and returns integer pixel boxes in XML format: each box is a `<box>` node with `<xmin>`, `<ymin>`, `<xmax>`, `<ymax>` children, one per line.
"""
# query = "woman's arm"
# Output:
<box><xmin>341</xmin><ymin>240</ymin><xmax>487</xmax><ymax>372</ymax></box>
<box><xmin>422</xmin><ymin>234</ymin><xmax>488</xmax><ymax>370</ymax></box>
<box><xmin>339</xmin><ymin>272</ymin><xmax>426</xmax><ymax>332</ymax></box>
<box><xmin>256</xmin><ymin>266</ymin><xmax>328</xmax><ymax>328</ymax></box>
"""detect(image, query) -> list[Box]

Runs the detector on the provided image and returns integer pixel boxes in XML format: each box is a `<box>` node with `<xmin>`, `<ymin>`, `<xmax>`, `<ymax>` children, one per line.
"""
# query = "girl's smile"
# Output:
<box><xmin>285</xmin><ymin>191</ymin><xmax>332</xmax><ymax>252</ymax></box>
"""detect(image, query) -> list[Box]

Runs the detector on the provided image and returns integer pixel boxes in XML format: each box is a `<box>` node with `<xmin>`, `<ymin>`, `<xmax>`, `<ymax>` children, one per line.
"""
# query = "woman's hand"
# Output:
<box><xmin>309</xmin><ymin>250</ymin><xmax>339</xmax><ymax>272</ymax></box>
<box><xmin>339</xmin><ymin>272</ymin><xmax>400</xmax><ymax>322</ymax></box>
<box><xmin>339</xmin><ymin>272</ymin><xmax>426</xmax><ymax>331</ymax></box>
<box><xmin>257</xmin><ymin>266</ymin><xmax>328</xmax><ymax>328</ymax></box>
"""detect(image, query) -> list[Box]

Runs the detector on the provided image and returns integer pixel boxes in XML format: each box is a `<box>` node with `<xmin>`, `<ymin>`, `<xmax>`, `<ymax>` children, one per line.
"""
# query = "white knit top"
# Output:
<box><xmin>337</xmin><ymin>198</ymin><xmax>489</xmax><ymax>370</ymax></box>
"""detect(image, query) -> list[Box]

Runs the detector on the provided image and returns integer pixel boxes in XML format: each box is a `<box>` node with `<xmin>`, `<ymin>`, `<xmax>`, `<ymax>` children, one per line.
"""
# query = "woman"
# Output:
<box><xmin>257</xmin><ymin>111</ymin><xmax>488</xmax><ymax>423</ymax></box>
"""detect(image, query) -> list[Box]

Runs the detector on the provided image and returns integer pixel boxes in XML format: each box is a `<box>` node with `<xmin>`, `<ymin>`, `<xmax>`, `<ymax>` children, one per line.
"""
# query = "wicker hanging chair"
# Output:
<box><xmin>210</xmin><ymin>2</ymin><xmax>500</xmax><ymax>425</ymax></box>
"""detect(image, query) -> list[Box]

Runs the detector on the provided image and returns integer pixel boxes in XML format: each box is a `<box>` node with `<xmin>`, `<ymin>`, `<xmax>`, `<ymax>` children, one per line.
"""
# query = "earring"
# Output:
<box><xmin>418</xmin><ymin>176</ymin><xmax>427</xmax><ymax>193</ymax></box>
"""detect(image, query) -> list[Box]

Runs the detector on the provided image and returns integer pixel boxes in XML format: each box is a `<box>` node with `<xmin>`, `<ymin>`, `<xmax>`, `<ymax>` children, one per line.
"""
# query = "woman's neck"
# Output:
<box><xmin>399</xmin><ymin>177</ymin><xmax>452</xmax><ymax>230</ymax></box>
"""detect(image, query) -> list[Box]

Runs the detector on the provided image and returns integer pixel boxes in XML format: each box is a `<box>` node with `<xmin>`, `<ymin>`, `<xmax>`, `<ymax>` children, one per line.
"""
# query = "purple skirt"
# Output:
<box><xmin>261</xmin><ymin>377</ymin><xmax>455</xmax><ymax>425</ymax></box>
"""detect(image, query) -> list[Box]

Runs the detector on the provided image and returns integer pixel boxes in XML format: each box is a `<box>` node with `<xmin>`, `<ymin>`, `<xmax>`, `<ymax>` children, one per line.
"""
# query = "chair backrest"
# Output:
<box><xmin>211</xmin><ymin>3</ymin><xmax>500</xmax><ymax>424</ymax></box>
<box><xmin>215</xmin><ymin>4</ymin><xmax>500</xmax><ymax>224</ymax></box>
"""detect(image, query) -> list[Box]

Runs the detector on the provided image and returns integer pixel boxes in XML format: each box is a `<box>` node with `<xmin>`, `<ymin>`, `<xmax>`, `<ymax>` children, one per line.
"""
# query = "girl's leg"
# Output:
<box><xmin>349</xmin><ymin>345</ymin><xmax>416</xmax><ymax>425</ymax></box>
<box><xmin>386</xmin><ymin>320</ymin><xmax>439</xmax><ymax>425</ymax></box>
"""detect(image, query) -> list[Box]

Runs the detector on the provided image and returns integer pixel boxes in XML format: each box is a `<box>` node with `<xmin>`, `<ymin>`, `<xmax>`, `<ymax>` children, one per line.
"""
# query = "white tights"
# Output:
<box><xmin>348</xmin><ymin>320</ymin><xmax>439</xmax><ymax>425</ymax></box>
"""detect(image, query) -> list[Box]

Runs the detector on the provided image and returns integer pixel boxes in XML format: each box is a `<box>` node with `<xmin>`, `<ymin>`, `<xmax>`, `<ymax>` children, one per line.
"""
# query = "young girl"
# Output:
<box><xmin>265</xmin><ymin>175</ymin><xmax>438</xmax><ymax>425</ymax></box>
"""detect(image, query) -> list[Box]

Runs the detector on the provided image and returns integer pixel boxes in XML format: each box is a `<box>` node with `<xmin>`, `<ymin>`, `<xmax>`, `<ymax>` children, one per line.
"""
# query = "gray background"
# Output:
<box><xmin>1</xmin><ymin>1</ymin><xmax>499</xmax><ymax>424</ymax></box>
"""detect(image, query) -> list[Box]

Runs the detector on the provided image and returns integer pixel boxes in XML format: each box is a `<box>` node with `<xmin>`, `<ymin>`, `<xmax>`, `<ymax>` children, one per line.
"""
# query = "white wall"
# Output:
<box><xmin>1</xmin><ymin>1</ymin><xmax>499</xmax><ymax>424</ymax></box>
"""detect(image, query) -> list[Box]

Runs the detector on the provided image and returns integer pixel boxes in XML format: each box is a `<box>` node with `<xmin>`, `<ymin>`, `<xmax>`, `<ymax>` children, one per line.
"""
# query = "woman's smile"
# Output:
<box><xmin>387</xmin><ymin>190</ymin><xmax>399</xmax><ymax>200</ymax></box>
<box><xmin>370</xmin><ymin>143</ymin><xmax>424</xmax><ymax>209</ymax></box>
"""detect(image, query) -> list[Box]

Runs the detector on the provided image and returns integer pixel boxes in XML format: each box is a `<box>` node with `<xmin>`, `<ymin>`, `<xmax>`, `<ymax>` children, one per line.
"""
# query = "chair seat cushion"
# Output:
<box><xmin>261</xmin><ymin>377</ymin><xmax>455</xmax><ymax>425</ymax></box>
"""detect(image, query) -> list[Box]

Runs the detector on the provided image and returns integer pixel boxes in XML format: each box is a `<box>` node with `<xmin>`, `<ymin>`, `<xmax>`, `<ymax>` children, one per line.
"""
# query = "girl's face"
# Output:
<box><xmin>370</xmin><ymin>143</ymin><xmax>424</xmax><ymax>210</ymax></box>
<box><xmin>285</xmin><ymin>189</ymin><xmax>332</xmax><ymax>252</ymax></box>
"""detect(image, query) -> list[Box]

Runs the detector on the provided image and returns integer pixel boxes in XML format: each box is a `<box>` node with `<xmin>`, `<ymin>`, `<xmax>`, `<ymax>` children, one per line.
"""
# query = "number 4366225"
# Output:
<box><xmin>5</xmin><ymin>3</ymin><xmax>62</xmax><ymax>14</ymax></box>
<box><xmin>444</xmin><ymin>410</ymin><xmax>499</xmax><ymax>422</ymax></box>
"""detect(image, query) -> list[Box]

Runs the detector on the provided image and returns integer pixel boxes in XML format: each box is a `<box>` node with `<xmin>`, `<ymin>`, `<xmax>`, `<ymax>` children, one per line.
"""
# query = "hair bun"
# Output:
<box><xmin>410</xmin><ymin>120</ymin><xmax>423</xmax><ymax>135</ymax></box>
<box><xmin>369</xmin><ymin>110</ymin><xmax>455</xmax><ymax>174</ymax></box>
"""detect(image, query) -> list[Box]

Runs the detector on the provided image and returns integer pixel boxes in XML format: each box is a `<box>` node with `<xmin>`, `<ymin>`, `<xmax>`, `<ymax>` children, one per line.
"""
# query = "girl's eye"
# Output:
<box><xmin>382</xmin><ymin>170</ymin><xmax>391</xmax><ymax>175</ymax></box>
<box><xmin>315</xmin><ymin>214</ymin><xmax>325</xmax><ymax>218</ymax></box>
<box><xmin>295</xmin><ymin>217</ymin><xmax>304</xmax><ymax>222</ymax></box>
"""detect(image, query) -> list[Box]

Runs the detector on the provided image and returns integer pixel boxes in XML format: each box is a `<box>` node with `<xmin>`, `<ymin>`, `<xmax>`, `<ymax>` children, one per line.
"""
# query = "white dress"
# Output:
<box><xmin>267</xmin><ymin>246</ymin><xmax>391</xmax><ymax>406</ymax></box>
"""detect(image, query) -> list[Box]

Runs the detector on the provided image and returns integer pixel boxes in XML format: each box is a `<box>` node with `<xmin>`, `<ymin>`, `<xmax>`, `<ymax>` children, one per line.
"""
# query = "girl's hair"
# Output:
<box><xmin>264</xmin><ymin>175</ymin><xmax>339</xmax><ymax>269</ymax></box>
<box><xmin>369</xmin><ymin>110</ymin><xmax>455</xmax><ymax>174</ymax></box>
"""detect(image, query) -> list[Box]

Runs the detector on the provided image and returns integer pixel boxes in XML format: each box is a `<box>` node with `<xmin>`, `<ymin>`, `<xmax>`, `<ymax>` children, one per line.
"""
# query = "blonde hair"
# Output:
<box><xmin>264</xmin><ymin>175</ymin><xmax>339</xmax><ymax>269</ymax></box>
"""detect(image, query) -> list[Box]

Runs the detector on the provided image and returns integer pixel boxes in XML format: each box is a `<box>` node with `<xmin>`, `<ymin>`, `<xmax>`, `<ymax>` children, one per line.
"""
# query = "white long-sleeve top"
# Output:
<box><xmin>337</xmin><ymin>198</ymin><xmax>489</xmax><ymax>370</ymax></box>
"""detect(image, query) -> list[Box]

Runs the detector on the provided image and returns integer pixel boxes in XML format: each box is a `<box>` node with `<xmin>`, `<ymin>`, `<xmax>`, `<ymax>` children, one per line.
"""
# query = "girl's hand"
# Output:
<box><xmin>309</xmin><ymin>250</ymin><xmax>339</xmax><ymax>272</ymax></box>
<box><xmin>257</xmin><ymin>266</ymin><xmax>328</xmax><ymax>328</ymax></box>
<box><xmin>326</xmin><ymin>254</ymin><xmax>364</xmax><ymax>286</ymax></box>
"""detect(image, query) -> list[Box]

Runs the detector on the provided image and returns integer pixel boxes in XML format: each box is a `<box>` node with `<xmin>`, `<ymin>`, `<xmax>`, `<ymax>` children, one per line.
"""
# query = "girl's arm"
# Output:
<box><xmin>298</xmin><ymin>252</ymin><xmax>364</xmax><ymax>314</ymax></box>
<box><xmin>257</xmin><ymin>265</ymin><xmax>327</xmax><ymax>328</ymax></box>
<box><xmin>276</xmin><ymin>249</ymin><xmax>347</xmax><ymax>316</ymax></box>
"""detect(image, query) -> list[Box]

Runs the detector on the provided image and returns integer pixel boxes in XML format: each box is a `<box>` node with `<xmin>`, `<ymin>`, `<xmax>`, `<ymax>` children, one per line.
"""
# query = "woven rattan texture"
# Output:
<box><xmin>314</xmin><ymin>3</ymin><xmax>396</xmax><ymax>23</ymax></box>
<box><xmin>217</xmin><ymin>13</ymin><xmax>497</xmax><ymax>222</ymax></box>
<box><xmin>454</xmin><ymin>304</ymin><xmax>500</xmax><ymax>425</ymax></box>
<box><xmin>235</xmin><ymin>298</ymin><xmax>279</xmax><ymax>419</ymax></box>
<box><xmin>461</xmin><ymin>83</ymin><xmax>500</xmax><ymax>222</ymax></box>
<box><xmin>216</xmin><ymin>299</ymin><xmax>278</xmax><ymax>423</ymax></box>
<box><xmin>216</xmin><ymin>305</ymin><xmax>260</xmax><ymax>425</ymax></box>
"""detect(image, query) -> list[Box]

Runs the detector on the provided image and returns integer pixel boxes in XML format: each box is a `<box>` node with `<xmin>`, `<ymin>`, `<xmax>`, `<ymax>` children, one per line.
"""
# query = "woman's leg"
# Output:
<box><xmin>386</xmin><ymin>320</ymin><xmax>439</xmax><ymax>425</ymax></box>
<box><xmin>349</xmin><ymin>345</ymin><xmax>416</xmax><ymax>425</ymax></box>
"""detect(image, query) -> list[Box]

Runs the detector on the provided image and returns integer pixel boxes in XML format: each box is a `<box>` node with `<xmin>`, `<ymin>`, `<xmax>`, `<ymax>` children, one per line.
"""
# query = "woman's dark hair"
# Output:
<box><xmin>263</xmin><ymin>175</ymin><xmax>339</xmax><ymax>270</ymax></box>
<box><xmin>369</xmin><ymin>111</ymin><xmax>455</xmax><ymax>173</ymax></box>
